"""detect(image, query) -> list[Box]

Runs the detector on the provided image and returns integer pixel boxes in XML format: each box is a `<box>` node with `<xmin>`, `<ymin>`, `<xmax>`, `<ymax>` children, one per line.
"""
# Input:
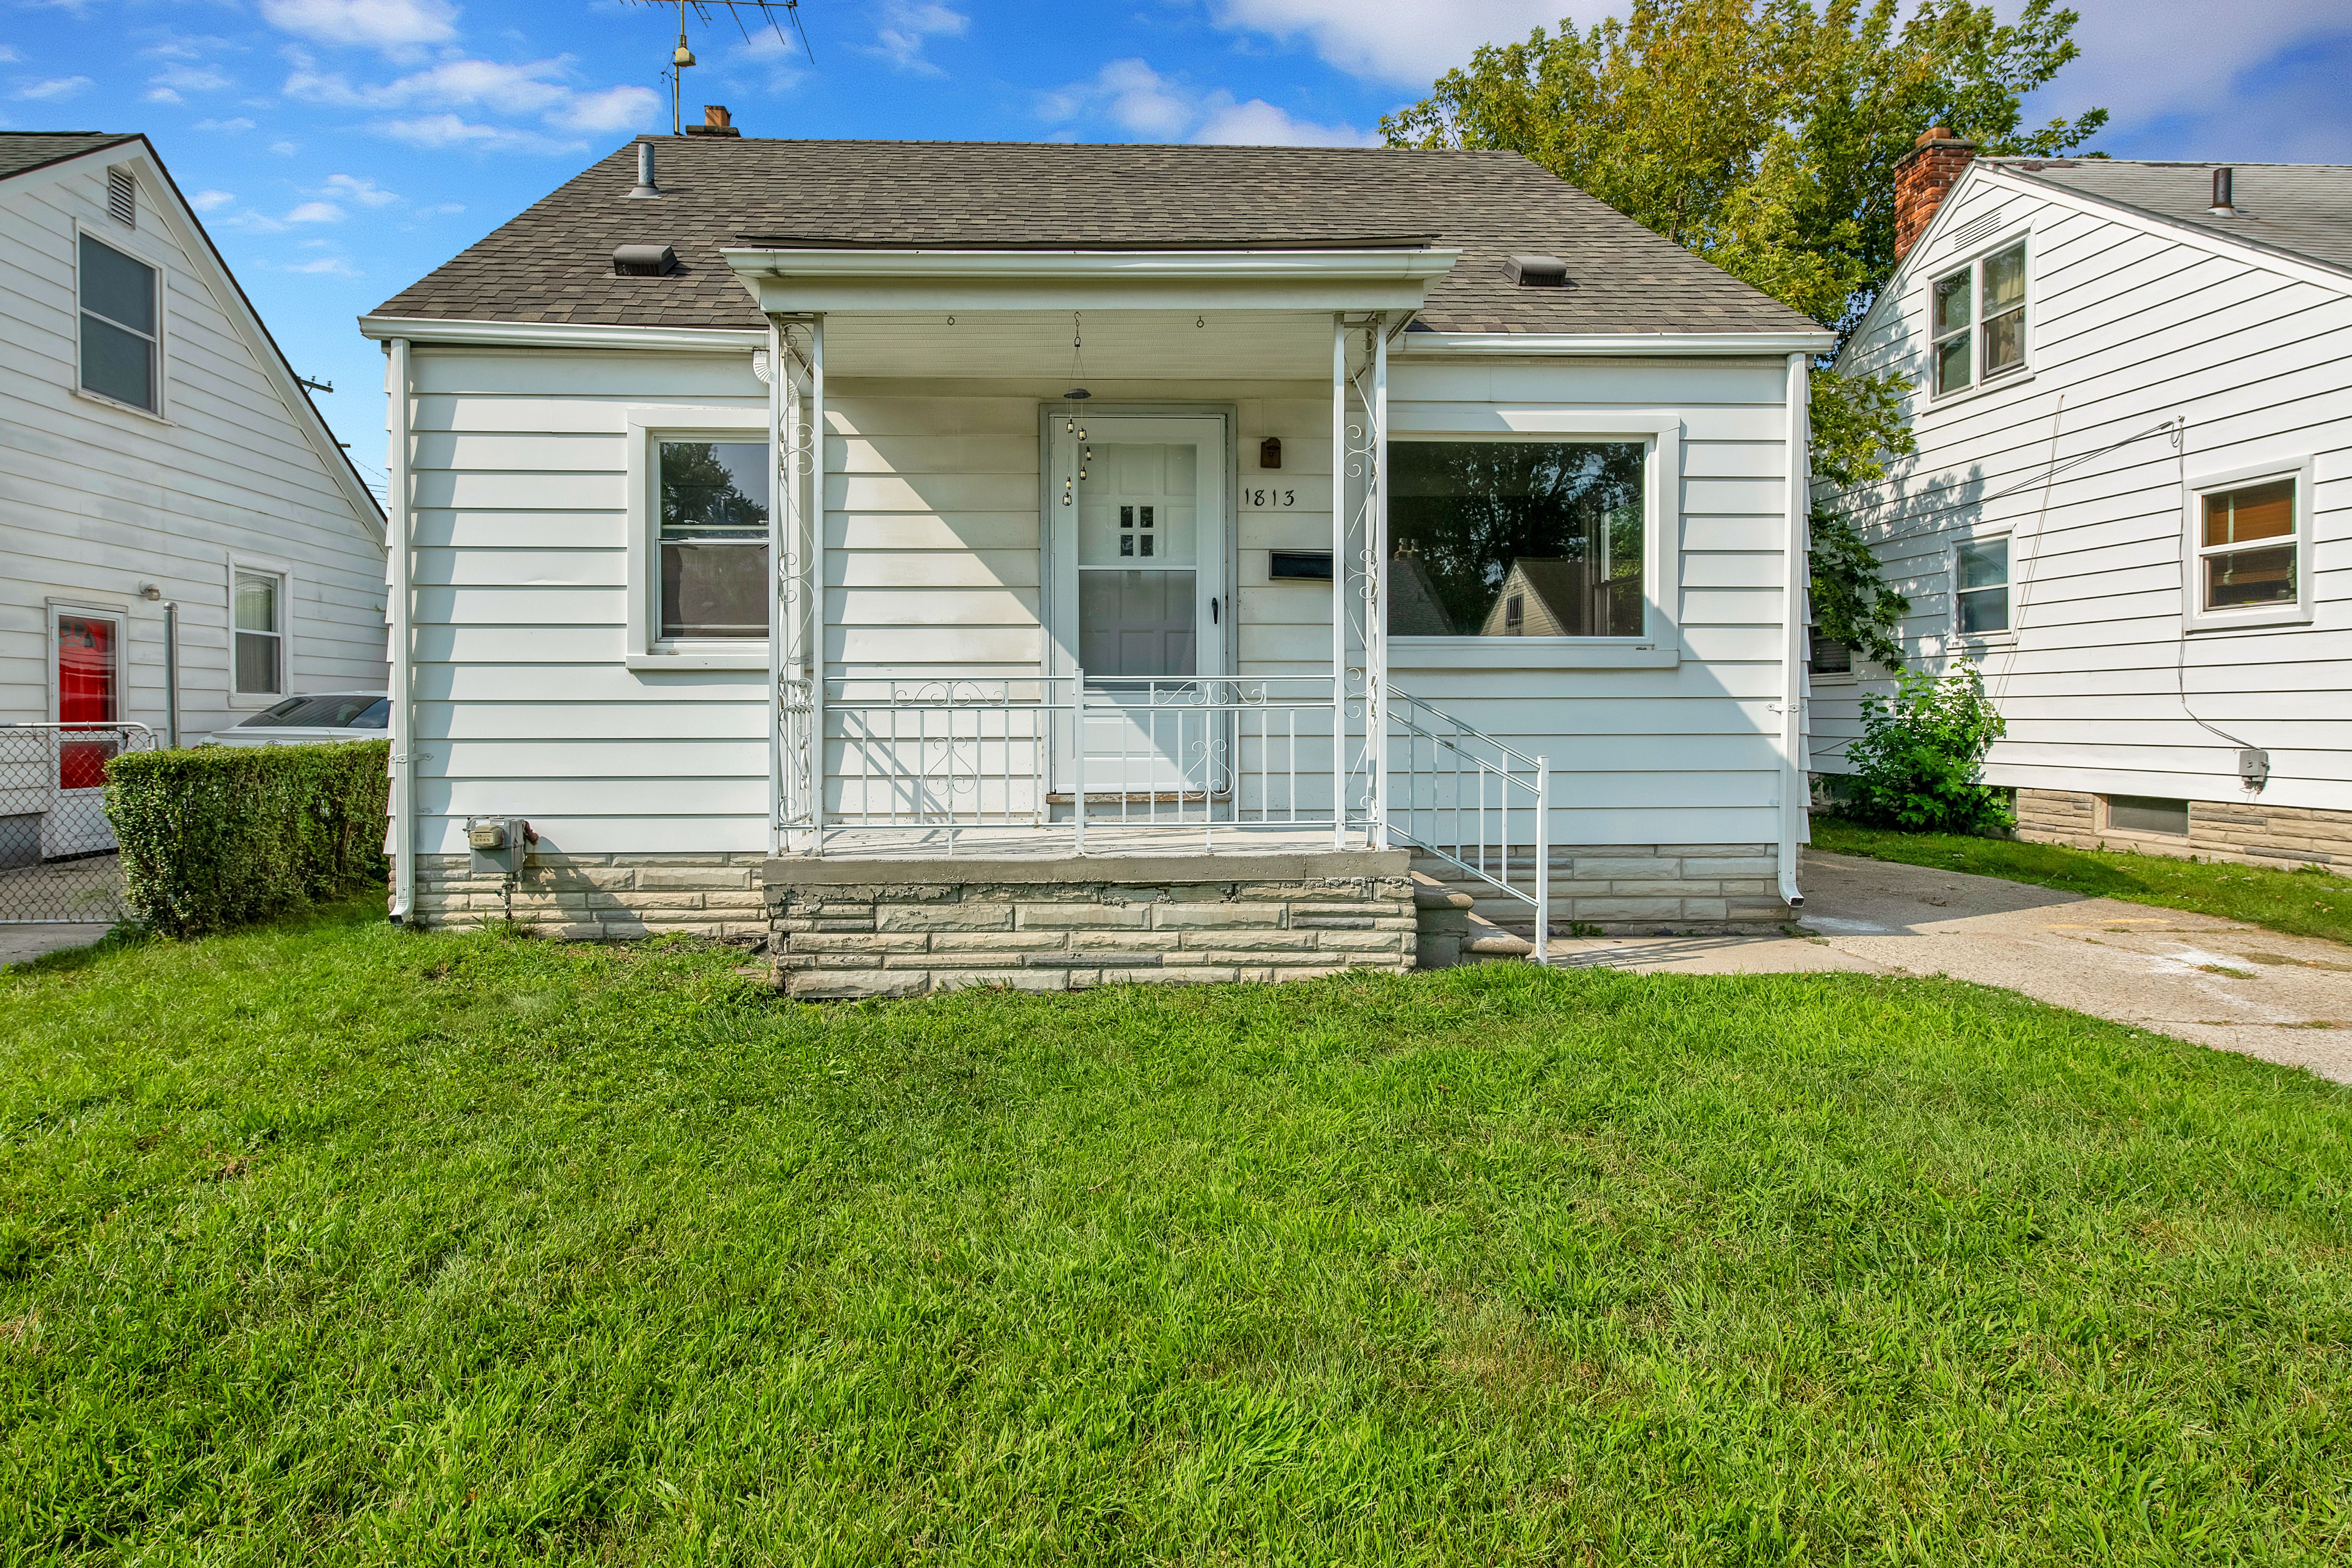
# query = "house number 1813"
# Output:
<box><xmin>1241</xmin><ymin>487</ymin><xmax>1298</xmax><ymax>509</ymax></box>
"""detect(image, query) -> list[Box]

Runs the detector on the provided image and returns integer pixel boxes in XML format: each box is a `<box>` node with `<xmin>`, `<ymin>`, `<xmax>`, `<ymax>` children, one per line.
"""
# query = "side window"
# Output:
<box><xmin>1929</xmin><ymin>239</ymin><xmax>2027</xmax><ymax>397</ymax></box>
<box><xmin>658</xmin><ymin>441</ymin><xmax>770</xmax><ymax>640</ymax></box>
<box><xmin>1954</xmin><ymin>536</ymin><xmax>2010</xmax><ymax>637</ymax></box>
<box><xmin>2198</xmin><ymin>478</ymin><xmax>2297</xmax><ymax>611</ymax></box>
<box><xmin>1808</xmin><ymin>626</ymin><xmax>1853</xmax><ymax>677</ymax></box>
<box><xmin>79</xmin><ymin>232</ymin><xmax>160</xmax><ymax>413</ymax></box>
<box><xmin>234</xmin><ymin>568</ymin><xmax>285</xmax><ymax>694</ymax></box>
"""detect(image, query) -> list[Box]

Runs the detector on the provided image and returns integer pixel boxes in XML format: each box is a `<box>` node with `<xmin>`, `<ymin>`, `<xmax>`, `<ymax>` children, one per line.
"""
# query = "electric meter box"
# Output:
<box><xmin>465</xmin><ymin>816</ymin><xmax>536</xmax><ymax>876</ymax></box>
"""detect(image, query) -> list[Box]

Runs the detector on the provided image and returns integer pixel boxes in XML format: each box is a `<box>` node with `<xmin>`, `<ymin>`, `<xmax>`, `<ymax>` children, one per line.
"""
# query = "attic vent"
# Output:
<box><xmin>1946</xmin><ymin>212</ymin><xmax>1998</xmax><ymax>252</ymax></box>
<box><xmin>613</xmin><ymin>243</ymin><xmax>677</xmax><ymax>277</ymax></box>
<box><xmin>107</xmin><ymin>166</ymin><xmax>136</xmax><ymax>228</ymax></box>
<box><xmin>1505</xmin><ymin>253</ymin><xmax>1567</xmax><ymax>287</ymax></box>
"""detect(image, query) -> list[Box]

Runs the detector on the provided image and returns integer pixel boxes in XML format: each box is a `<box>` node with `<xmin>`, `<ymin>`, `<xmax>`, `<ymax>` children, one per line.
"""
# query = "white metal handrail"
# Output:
<box><xmin>1385</xmin><ymin>689</ymin><xmax>1550</xmax><ymax>960</ymax></box>
<box><xmin>806</xmin><ymin>672</ymin><xmax>1346</xmax><ymax>855</ymax></box>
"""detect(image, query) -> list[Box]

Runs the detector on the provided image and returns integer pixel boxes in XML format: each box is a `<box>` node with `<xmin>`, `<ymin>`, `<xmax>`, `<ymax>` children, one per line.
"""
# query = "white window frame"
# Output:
<box><xmin>226</xmin><ymin>552</ymin><xmax>296</xmax><ymax>709</ymax></box>
<box><xmin>625</xmin><ymin>407</ymin><xmax>773</xmax><ymax>671</ymax></box>
<box><xmin>1383</xmin><ymin>409</ymin><xmax>1682</xmax><ymax>671</ymax></box>
<box><xmin>2181</xmin><ymin>455</ymin><xmax>2316</xmax><ymax>633</ymax></box>
<box><xmin>1950</xmin><ymin>529</ymin><xmax>2014</xmax><ymax>646</ymax></box>
<box><xmin>71</xmin><ymin>218</ymin><xmax>170</xmax><ymax>423</ymax></box>
<box><xmin>1925</xmin><ymin>234</ymin><xmax>2031</xmax><ymax>405</ymax></box>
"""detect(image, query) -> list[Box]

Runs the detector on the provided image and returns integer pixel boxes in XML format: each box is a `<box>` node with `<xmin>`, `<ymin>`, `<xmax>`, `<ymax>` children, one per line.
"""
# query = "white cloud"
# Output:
<box><xmin>0</xmin><ymin>47</ymin><xmax>17</xmax><ymax>64</ymax></box>
<box><xmin>320</xmin><ymin>172</ymin><xmax>398</xmax><ymax>206</ymax></box>
<box><xmin>2027</xmin><ymin>0</ymin><xmax>2346</xmax><ymax>135</ymax></box>
<box><xmin>150</xmin><ymin>63</ymin><xmax>233</xmax><ymax>95</ymax></box>
<box><xmin>286</xmin><ymin>55</ymin><xmax>571</xmax><ymax>113</ymax></box>
<box><xmin>286</xmin><ymin>200</ymin><xmax>344</xmax><ymax>223</ymax></box>
<box><xmin>1201</xmin><ymin>0</ymin><xmax>1577</xmax><ymax>86</ymax></box>
<box><xmin>270</xmin><ymin>139</ymin><xmax>299</xmax><ymax>155</ymax></box>
<box><xmin>867</xmin><ymin>0</ymin><xmax>968</xmax><ymax>74</ymax></box>
<box><xmin>1193</xmin><ymin>98</ymin><xmax>1376</xmax><ymax>147</ymax></box>
<box><xmin>189</xmin><ymin>189</ymin><xmax>236</xmax><ymax>212</ymax></box>
<box><xmin>1040</xmin><ymin>58</ymin><xmax>1375</xmax><ymax>146</ymax></box>
<box><xmin>377</xmin><ymin>112</ymin><xmax>582</xmax><ymax>155</ymax></box>
<box><xmin>145</xmin><ymin>88</ymin><xmax>182</xmax><ymax>104</ymax></box>
<box><xmin>546</xmin><ymin>84</ymin><xmax>659</xmax><ymax>134</ymax></box>
<box><xmin>197</xmin><ymin>117</ymin><xmax>258</xmax><ymax>133</ymax></box>
<box><xmin>288</xmin><ymin>255</ymin><xmax>362</xmax><ymax>275</ymax></box>
<box><xmin>13</xmin><ymin>75</ymin><xmax>94</xmax><ymax>101</ymax></box>
<box><xmin>258</xmin><ymin>0</ymin><xmax>458</xmax><ymax>54</ymax></box>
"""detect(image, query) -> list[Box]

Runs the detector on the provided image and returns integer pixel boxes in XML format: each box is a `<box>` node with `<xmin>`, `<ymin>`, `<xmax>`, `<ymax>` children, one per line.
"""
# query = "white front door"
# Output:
<box><xmin>1048</xmin><ymin>413</ymin><xmax>1230</xmax><ymax>802</ymax></box>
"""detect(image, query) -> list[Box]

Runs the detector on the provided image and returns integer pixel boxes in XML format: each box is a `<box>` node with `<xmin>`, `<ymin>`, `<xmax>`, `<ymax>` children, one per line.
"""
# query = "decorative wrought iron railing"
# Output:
<box><xmin>1383</xmin><ymin>689</ymin><xmax>1550</xmax><ymax>956</ymax></box>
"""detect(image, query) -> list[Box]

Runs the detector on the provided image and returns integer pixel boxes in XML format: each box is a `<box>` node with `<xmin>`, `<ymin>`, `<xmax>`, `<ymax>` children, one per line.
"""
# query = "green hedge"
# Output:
<box><xmin>106</xmin><ymin>740</ymin><xmax>391</xmax><ymax>937</ymax></box>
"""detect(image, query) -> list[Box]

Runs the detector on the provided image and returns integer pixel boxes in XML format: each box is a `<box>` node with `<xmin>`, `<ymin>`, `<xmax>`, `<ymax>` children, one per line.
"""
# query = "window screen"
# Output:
<box><xmin>1387</xmin><ymin>440</ymin><xmax>1645</xmax><ymax>638</ymax></box>
<box><xmin>2106</xmin><ymin>795</ymin><xmax>2188</xmax><ymax>836</ymax></box>
<box><xmin>79</xmin><ymin>233</ymin><xmax>158</xmax><ymax>411</ymax></box>
<box><xmin>658</xmin><ymin>441</ymin><xmax>769</xmax><ymax>639</ymax></box>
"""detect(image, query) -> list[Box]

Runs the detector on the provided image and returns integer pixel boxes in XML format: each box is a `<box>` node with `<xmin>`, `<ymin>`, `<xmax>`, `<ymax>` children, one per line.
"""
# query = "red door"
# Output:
<box><xmin>57</xmin><ymin>613</ymin><xmax>119</xmax><ymax>792</ymax></box>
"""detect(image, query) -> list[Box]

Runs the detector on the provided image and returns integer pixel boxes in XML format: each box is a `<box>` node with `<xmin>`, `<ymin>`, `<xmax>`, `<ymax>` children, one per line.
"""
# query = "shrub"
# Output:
<box><xmin>1840</xmin><ymin>661</ymin><xmax>2013</xmax><ymax>835</ymax></box>
<box><xmin>106</xmin><ymin>741</ymin><xmax>390</xmax><ymax>937</ymax></box>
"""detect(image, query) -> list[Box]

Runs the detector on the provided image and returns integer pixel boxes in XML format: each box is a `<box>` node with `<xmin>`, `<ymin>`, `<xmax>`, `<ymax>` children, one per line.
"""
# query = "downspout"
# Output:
<box><xmin>1778</xmin><ymin>351</ymin><xmax>1810</xmax><ymax>911</ymax></box>
<box><xmin>161</xmin><ymin>601</ymin><xmax>179</xmax><ymax>748</ymax></box>
<box><xmin>387</xmin><ymin>337</ymin><xmax>416</xmax><ymax>922</ymax></box>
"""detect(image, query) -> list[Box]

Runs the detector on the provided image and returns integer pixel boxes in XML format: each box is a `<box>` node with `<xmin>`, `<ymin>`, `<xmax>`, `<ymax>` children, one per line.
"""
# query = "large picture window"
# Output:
<box><xmin>1387</xmin><ymin>440</ymin><xmax>1646</xmax><ymax>638</ymax></box>
<box><xmin>658</xmin><ymin>441</ymin><xmax>769</xmax><ymax>640</ymax></box>
<box><xmin>79</xmin><ymin>231</ymin><xmax>160</xmax><ymax>413</ymax></box>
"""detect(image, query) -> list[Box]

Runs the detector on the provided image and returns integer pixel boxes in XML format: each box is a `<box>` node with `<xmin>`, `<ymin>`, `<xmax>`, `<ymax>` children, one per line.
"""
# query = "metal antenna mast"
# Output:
<box><xmin>623</xmin><ymin>0</ymin><xmax>814</xmax><ymax>134</ymax></box>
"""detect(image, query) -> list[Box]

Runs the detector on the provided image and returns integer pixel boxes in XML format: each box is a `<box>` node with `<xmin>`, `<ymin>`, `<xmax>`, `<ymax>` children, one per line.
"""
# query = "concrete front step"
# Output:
<box><xmin>1408</xmin><ymin>851</ymin><xmax>1791</xmax><ymax>934</ymax></box>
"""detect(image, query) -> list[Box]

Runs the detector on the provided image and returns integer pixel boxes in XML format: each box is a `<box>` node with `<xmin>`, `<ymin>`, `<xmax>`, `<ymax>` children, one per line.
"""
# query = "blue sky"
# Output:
<box><xmin>6</xmin><ymin>0</ymin><xmax>2349</xmax><ymax>491</ymax></box>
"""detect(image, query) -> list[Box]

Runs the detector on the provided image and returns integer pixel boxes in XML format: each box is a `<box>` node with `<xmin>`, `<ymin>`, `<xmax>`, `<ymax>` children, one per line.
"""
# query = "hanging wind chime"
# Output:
<box><xmin>1061</xmin><ymin>311</ymin><xmax>1090</xmax><ymax>506</ymax></box>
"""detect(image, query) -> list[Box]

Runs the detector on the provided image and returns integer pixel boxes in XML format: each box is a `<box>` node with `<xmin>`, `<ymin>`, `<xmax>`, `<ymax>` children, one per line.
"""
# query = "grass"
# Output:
<box><xmin>4</xmin><ymin>898</ymin><xmax>2350</xmax><ymax>1565</ymax></box>
<box><xmin>1813</xmin><ymin>816</ymin><xmax>2352</xmax><ymax>946</ymax></box>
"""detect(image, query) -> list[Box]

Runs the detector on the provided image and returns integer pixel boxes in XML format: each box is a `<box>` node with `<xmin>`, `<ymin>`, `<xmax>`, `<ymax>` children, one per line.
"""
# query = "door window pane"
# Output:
<box><xmin>1078</xmin><ymin>569</ymin><xmax>1196</xmax><ymax>678</ymax></box>
<box><xmin>1387</xmin><ymin>441</ymin><xmax>1645</xmax><ymax>637</ymax></box>
<box><xmin>234</xmin><ymin>570</ymin><xmax>282</xmax><ymax>694</ymax></box>
<box><xmin>56</xmin><ymin>614</ymin><xmax>119</xmax><ymax>790</ymax></box>
<box><xmin>658</xmin><ymin>441</ymin><xmax>769</xmax><ymax>639</ymax></box>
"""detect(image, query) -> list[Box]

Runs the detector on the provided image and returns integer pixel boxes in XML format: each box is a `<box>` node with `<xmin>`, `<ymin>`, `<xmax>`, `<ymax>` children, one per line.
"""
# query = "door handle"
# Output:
<box><xmin>1210</xmin><ymin>596</ymin><xmax>1219</xmax><ymax>624</ymax></box>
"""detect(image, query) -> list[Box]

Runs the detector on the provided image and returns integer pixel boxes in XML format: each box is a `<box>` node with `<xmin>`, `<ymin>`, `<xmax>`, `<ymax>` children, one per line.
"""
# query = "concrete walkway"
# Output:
<box><xmin>0</xmin><ymin>923</ymin><xmax>112</xmax><ymax>968</ymax></box>
<box><xmin>1550</xmin><ymin>849</ymin><xmax>2352</xmax><ymax>1084</ymax></box>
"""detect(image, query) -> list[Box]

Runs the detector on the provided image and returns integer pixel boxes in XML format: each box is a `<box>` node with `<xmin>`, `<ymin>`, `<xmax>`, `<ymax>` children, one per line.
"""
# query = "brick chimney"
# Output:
<box><xmin>684</xmin><ymin>104</ymin><xmax>741</xmax><ymax>138</ymax></box>
<box><xmin>1894</xmin><ymin>126</ymin><xmax>1976</xmax><ymax>261</ymax></box>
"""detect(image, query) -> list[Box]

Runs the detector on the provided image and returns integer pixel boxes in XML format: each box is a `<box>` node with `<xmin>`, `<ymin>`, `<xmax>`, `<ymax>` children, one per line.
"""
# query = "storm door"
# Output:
<box><xmin>45</xmin><ymin>607</ymin><xmax>125</xmax><ymax>858</ymax></box>
<box><xmin>1048</xmin><ymin>414</ymin><xmax>1230</xmax><ymax>805</ymax></box>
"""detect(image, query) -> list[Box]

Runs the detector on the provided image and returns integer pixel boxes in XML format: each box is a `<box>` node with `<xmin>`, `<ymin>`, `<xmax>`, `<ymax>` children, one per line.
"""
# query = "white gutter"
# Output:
<box><xmin>358</xmin><ymin>316</ymin><xmax>768</xmax><ymax>352</ymax></box>
<box><xmin>718</xmin><ymin>246</ymin><xmax>1462</xmax><ymax>283</ymax></box>
<box><xmin>1778</xmin><ymin>351</ymin><xmax>1811</xmax><ymax>912</ymax></box>
<box><xmin>386</xmin><ymin>337</ymin><xmax>417</xmax><ymax>923</ymax></box>
<box><xmin>1399</xmin><ymin>330</ymin><xmax>1840</xmax><ymax>357</ymax></box>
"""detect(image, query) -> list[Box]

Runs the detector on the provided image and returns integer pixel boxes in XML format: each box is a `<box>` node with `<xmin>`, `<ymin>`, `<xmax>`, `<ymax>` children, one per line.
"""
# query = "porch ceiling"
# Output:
<box><xmin>801</xmin><ymin>310</ymin><xmax>1344</xmax><ymax>381</ymax></box>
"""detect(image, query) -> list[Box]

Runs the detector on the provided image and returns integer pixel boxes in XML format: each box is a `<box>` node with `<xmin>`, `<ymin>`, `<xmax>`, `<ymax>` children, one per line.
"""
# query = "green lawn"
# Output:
<box><xmin>1813</xmin><ymin>816</ymin><xmax>2352</xmax><ymax>946</ymax></box>
<box><xmin>5</xmin><ymin>899</ymin><xmax>2350</xmax><ymax>1565</ymax></box>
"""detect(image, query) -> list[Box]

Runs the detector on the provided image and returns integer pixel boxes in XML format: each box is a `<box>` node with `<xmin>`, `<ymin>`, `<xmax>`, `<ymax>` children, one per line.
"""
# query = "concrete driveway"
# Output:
<box><xmin>1550</xmin><ymin>849</ymin><xmax>2352</xmax><ymax>1084</ymax></box>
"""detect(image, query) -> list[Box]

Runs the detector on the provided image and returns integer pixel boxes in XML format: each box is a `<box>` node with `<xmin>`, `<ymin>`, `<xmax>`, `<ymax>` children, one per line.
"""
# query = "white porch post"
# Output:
<box><xmin>1329</xmin><ymin>314</ymin><xmax>1347</xmax><ymax>848</ymax></box>
<box><xmin>767</xmin><ymin>318</ymin><xmax>787</xmax><ymax>854</ymax></box>
<box><xmin>1370</xmin><ymin>319</ymin><xmax>1388</xmax><ymax>850</ymax></box>
<box><xmin>808</xmin><ymin>314</ymin><xmax>827</xmax><ymax>854</ymax></box>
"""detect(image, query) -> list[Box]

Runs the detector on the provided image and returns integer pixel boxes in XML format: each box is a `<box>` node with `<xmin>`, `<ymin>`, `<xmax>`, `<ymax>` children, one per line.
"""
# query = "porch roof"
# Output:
<box><xmin>368</xmin><ymin>137</ymin><xmax>1822</xmax><ymax>340</ymax></box>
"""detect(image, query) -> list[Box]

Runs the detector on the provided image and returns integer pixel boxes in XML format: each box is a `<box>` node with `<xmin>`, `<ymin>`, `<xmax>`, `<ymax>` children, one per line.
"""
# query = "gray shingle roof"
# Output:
<box><xmin>0</xmin><ymin>132</ymin><xmax>138</xmax><ymax>183</ymax></box>
<box><xmin>1991</xmin><ymin>158</ymin><xmax>2352</xmax><ymax>277</ymax></box>
<box><xmin>371</xmin><ymin>138</ymin><xmax>1820</xmax><ymax>336</ymax></box>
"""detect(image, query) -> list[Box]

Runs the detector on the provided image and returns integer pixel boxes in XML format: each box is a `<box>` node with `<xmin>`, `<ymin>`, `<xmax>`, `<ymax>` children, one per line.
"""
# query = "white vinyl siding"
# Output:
<box><xmin>0</xmin><ymin>155</ymin><xmax>386</xmax><ymax>744</ymax></box>
<box><xmin>407</xmin><ymin>349</ymin><xmax>1799</xmax><ymax>858</ymax></box>
<box><xmin>1813</xmin><ymin>169</ymin><xmax>2352</xmax><ymax>811</ymax></box>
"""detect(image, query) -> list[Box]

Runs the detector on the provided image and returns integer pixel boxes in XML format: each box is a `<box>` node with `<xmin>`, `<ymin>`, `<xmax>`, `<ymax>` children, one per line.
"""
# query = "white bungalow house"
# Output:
<box><xmin>361</xmin><ymin>133</ymin><xmax>1833</xmax><ymax>991</ymax></box>
<box><xmin>1813</xmin><ymin>137</ymin><xmax>2352</xmax><ymax>868</ymax></box>
<box><xmin>0</xmin><ymin>133</ymin><xmax>387</xmax><ymax>880</ymax></box>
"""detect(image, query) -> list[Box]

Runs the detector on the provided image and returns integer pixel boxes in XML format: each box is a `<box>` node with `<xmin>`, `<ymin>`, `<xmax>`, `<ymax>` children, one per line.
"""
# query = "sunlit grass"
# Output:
<box><xmin>3</xmin><ymin>896</ymin><xmax>2349</xmax><ymax>1563</ymax></box>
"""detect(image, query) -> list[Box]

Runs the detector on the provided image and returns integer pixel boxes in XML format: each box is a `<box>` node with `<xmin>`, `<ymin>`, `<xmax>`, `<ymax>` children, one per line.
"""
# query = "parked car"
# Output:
<box><xmin>204</xmin><ymin>692</ymin><xmax>388</xmax><ymax>748</ymax></box>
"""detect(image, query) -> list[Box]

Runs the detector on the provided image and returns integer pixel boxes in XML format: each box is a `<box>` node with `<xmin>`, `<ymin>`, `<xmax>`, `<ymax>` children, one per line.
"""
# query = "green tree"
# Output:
<box><xmin>1385</xmin><ymin>0</ymin><xmax>2105</xmax><ymax>661</ymax></box>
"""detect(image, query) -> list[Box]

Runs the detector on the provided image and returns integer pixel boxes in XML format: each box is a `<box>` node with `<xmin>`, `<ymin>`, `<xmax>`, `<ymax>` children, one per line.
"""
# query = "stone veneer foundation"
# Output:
<box><xmin>1413</xmin><ymin>842</ymin><xmax>1792</xmax><ymax>931</ymax></box>
<box><xmin>765</xmin><ymin>850</ymin><xmax>1416</xmax><ymax>999</ymax></box>
<box><xmin>409</xmin><ymin>852</ymin><xmax>771</xmax><ymax>939</ymax></box>
<box><xmin>2015</xmin><ymin>789</ymin><xmax>2352</xmax><ymax>871</ymax></box>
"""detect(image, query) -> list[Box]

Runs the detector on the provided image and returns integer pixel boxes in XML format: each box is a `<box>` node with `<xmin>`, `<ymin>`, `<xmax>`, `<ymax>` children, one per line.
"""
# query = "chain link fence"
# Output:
<box><xmin>0</xmin><ymin>723</ymin><xmax>158</xmax><ymax>925</ymax></box>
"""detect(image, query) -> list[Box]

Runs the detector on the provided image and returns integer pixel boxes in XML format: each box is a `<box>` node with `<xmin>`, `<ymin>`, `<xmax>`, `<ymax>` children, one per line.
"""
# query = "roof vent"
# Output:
<box><xmin>626</xmin><ymin>140</ymin><xmax>660</xmax><ymax>200</ymax></box>
<box><xmin>1505</xmin><ymin>253</ymin><xmax>1567</xmax><ymax>288</ymax></box>
<box><xmin>684</xmin><ymin>104</ymin><xmax>741</xmax><ymax>138</ymax></box>
<box><xmin>614</xmin><ymin>243</ymin><xmax>677</xmax><ymax>277</ymax></box>
<box><xmin>107</xmin><ymin>165</ymin><xmax>136</xmax><ymax>228</ymax></box>
<box><xmin>2210</xmin><ymin>166</ymin><xmax>2236</xmax><ymax>216</ymax></box>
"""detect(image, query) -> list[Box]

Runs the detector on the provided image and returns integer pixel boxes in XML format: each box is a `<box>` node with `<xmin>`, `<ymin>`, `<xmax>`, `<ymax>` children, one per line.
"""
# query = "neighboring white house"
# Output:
<box><xmin>1813</xmin><ymin>136</ymin><xmax>2352</xmax><ymax>868</ymax></box>
<box><xmin>0</xmin><ymin>132</ymin><xmax>388</xmax><ymax>867</ymax></box>
<box><xmin>361</xmin><ymin>132</ymin><xmax>1834</xmax><ymax>988</ymax></box>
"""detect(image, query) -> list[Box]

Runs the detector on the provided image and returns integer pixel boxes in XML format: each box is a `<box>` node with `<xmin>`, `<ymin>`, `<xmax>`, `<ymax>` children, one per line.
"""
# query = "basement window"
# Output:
<box><xmin>2105</xmin><ymin>795</ymin><xmax>2188</xmax><ymax>837</ymax></box>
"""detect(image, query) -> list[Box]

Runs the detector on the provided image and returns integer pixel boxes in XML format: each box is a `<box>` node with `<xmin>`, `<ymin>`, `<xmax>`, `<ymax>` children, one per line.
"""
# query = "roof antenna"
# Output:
<box><xmin>623</xmin><ymin>0</ymin><xmax>817</xmax><ymax>136</ymax></box>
